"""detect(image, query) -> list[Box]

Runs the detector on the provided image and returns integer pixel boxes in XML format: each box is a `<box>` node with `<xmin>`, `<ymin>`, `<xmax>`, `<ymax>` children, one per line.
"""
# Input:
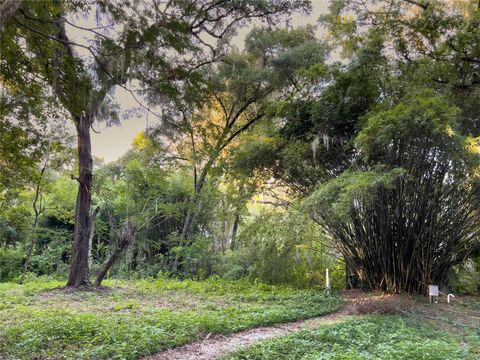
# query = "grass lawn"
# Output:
<box><xmin>0</xmin><ymin>277</ymin><xmax>342</xmax><ymax>359</ymax></box>
<box><xmin>224</xmin><ymin>296</ymin><xmax>480</xmax><ymax>360</ymax></box>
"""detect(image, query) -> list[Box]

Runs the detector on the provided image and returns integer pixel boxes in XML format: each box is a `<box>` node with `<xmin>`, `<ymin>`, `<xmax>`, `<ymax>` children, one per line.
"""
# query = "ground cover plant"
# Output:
<box><xmin>223</xmin><ymin>313</ymin><xmax>480</xmax><ymax>360</ymax></box>
<box><xmin>0</xmin><ymin>277</ymin><xmax>342</xmax><ymax>359</ymax></box>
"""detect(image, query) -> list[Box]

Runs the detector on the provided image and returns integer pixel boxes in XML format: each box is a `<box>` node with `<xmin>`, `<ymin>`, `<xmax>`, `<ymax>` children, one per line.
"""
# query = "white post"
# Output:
<box><xmin>326</xmin><ymin>268</ymin><xmax>331</xmax><ymax>294</ymax></box>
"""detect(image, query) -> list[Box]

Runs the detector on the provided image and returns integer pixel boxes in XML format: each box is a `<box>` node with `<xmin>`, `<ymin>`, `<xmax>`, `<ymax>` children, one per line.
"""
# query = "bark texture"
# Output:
<box><xmin>67</xmin><ymin>117</ymin><xmax>94</xmax><ymax>287</ymax></box>
<box><xmin>0</xmin><ymin>0</ymin><xmax>22</xmax><ymax>29</ymax></box>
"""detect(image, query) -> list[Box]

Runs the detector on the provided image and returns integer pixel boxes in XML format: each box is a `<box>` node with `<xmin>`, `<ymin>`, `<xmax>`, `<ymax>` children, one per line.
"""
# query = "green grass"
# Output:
<box><xmin>223</xmin><ymin>316</ymin><xmax>478</xmax><ymax>360</ymax></box>
<box><xmin>0</xmin><ymin>277</ymin><xmax>342</xmax><ymax>359</ymax></box>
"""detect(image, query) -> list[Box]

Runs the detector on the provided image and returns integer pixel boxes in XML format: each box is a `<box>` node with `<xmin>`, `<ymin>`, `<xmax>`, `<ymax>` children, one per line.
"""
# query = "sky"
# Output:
<box><xmin>90</xmin><ymin>0</ymin><xmax>331</xmax><ymax>163</ymax></box>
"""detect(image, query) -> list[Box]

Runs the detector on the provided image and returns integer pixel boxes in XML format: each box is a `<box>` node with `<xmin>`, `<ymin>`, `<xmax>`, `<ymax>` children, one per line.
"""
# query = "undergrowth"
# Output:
<box><xmin>0</xmin><ymin>277</ymin><xmax>342</xmax><ymax>359</ymax></box>
<box><xmin>223</xmin><ymin>316</ymin><xmax>478</xmax><ymax>360</ymax></box>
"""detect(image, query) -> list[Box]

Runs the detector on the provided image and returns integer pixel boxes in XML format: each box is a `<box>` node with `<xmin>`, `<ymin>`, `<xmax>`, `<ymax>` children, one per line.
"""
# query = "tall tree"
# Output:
<box><xmin>305</xmin><ymin>0</ymin><xmax>480</xmax><ymax>292</ymax></box>
<box><xmin>1</xmin><ymin>0</ymin><xmax>310</xmax><ymax>286</ymax></box>
<box><xmin>152</xmin><ymin>26</ymin><xmax>328</xmax><ymax>239</ymax></box>
<box><xmin>240</xmin><ymin>0</ymin><xmax>480</xmax><ymax>293</ymax></box>
<box><xmin>322</xmin><ymin>0</ymin><xmax>480</xmax><ymax>133</ymax></box>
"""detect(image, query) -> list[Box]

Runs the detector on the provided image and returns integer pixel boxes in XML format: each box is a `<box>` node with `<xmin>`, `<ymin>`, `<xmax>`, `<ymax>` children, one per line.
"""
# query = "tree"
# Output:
<box><xmin>92</xmin><ymin>150</ymin><xmax>184</xmax><ymax>285</ymax></box>
<box><xmin>0</xmin><ymin>121</ymin><xmax>42</xmax><ymax>202</ymax></box>
<box><xmin>151</xmin><ymin>26</ymin><xmax>328</xmax><ymax>239</ymax></box>
<box><xmin>237</xmin><ymin>0</ymin><xmax>480</xmax><ymax>293</ymax></box>
<box><xmin>229</xmin><ymin>31</ymin><xmax>386</xmax><ymax>200</ymax></box>
<box><xmin>2</xmin><ymin>0</ymin><xmax>310</xmax><ymax>286</ymax></box>
<box><xmin>322</xmin><ymin>0</ymin><xmax>480</xmax><ymax>132</ymax></box>
<box><xmin>21</xmin><ymin>127</ymin><xmax>74</xmax><ymax>282</ymax></box>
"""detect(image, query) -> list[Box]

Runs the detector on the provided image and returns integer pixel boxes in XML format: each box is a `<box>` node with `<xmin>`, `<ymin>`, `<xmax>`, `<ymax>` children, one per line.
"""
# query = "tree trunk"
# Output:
<box><xmin>67</xmin><ymin>117</ymin><xmax>93</xmax><ymax>287</ymax></box>
<box><xmin>180</xmin><ymin>112</ymin><xmax>260</xmax><ymax>239</ymax></box>
<box><xmin>88</xmin><ymin>206</ymin><xmax>100</xmax><ymax>270</ymax></box>
<box><xmin>95</xmin><ymin>220</ymin><xmax>135</xmax><ymax>286</ymax></box>
<box><xmin>95</xmin><ymin>249</ymin><xmax>120</xmax><ymax>287</ymax></box>
<box><xmin>0</xmin><ymin>0</ymin><xmax>22</xmax><ymax>29</ymax></box>
<box><xmin>229</xmin><ymin>212</ymin><xmax>240</xmax><ymax>251</ymax></box>
<box><xmin>181</xmin><ymin>148</ymin><xmax>219</xmax><ymax>239</ymax></box>
<box><xmin>20</xmin><ymin>216</ymin><xmax>39</xmax><ymax>283</ymax></box>
<box><xmin>20</xmin><ymin>163</ymin><xmax>47</xmax><ymax>283</ymax></box>
<box><xmin>181</xmin><ymin>210</ymin><xmax>195</xmax><ymax>239</ymax></box>
<box><xmin>229</xmin><ymin>184</ymin><xmax>245</xmax><ymax>251</ymax></box>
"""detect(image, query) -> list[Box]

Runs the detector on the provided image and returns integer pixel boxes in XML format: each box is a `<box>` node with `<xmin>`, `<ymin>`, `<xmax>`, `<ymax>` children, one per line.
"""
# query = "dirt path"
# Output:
<box><xmin>141</xmin><ymin>309</ymin><xmax>351</xmax><ymax>360</ymax></box>
<box><xmin>141</xmin><ymin>292</ymin><xmax>389</xmax><ymax>360</ymax></box>
<box><xmin>141</xmin><ymin>291</ymin><xmax>479</xmax><ymax>360</ymax></box>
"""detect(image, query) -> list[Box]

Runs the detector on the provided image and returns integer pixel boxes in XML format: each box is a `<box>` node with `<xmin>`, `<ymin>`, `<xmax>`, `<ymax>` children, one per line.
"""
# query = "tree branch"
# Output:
<box><xmin>402</xmin><ymin>0</ymin><xmax>429</xmax><ymax>10</ymax></box>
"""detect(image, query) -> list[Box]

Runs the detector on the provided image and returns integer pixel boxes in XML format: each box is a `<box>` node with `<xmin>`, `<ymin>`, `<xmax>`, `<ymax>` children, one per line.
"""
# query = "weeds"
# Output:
<box><xmin>224</xmin><ymin>316</ymin><xmax>477</xmax><ymax>360</ymax></box>
<box><xmin>0</xmin><ymin>277</ymin><xmax>342</xmax><ymax>359</ymax></box>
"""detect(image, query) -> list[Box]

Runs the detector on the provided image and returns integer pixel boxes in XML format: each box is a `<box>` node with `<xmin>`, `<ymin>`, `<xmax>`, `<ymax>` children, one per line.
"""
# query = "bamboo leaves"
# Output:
<box><xmin>306</xmin><ymin>90</ymin><xmax>479</xmax><ymax>293</ymax></box>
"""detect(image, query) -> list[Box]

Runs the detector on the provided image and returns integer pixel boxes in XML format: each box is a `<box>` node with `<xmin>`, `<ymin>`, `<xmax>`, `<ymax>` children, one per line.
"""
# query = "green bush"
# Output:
<box><xmin>168</xmin><ymin>234</ymin><xmax>219</xmax><ymax>279</ymax></box>
<box><xmin>29</xmin><ymin>227</ymin><xmax>72</xmax><ymax>276</ymax></box>
<box><xmin>218</xmin><ymin>210</ymin><xmax>344</xmax><ymax>289</ymax></box>
<box><xmin>0</xmin><ymin>247</ymin><xmax>24</xmax><ymax>281</ymax></box>
<box><xmin>449</xmin><ymin>257</ymin><xmax>480</xmax><ymax>295</ymax></box>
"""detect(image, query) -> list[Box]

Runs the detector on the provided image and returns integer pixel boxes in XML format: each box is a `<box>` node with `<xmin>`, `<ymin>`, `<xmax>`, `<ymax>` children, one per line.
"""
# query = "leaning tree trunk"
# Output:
<box><xmin>95</xmin><ymin>220</ymin><xmax>135</xmax><ymax>286</ymax></box>
<box><xmin>67</xmin><ymin>117</ymin><xmax>93</xmax><ymax>287</ymax></box>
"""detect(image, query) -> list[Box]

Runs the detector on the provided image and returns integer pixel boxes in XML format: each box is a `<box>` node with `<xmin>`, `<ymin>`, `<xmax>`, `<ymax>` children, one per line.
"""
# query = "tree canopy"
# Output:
<box><xmin>0</xmin><ymin>0</ymin><xmax>479</xmax><ymax>295</ymax></box>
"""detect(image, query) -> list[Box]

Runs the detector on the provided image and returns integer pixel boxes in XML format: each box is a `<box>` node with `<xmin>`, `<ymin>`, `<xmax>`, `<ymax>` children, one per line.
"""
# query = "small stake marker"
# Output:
<box><xmin>326</xmin><ymin>268</ymin><xmax>331</xmax><ymax>295</ymax></box>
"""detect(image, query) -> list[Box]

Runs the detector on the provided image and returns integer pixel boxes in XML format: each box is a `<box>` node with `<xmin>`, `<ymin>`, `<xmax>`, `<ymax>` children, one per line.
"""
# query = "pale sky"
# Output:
<box><xmin>90</xmin><ymin>0</ymin><xmax>331</xmax><ymax>163</ymax></box>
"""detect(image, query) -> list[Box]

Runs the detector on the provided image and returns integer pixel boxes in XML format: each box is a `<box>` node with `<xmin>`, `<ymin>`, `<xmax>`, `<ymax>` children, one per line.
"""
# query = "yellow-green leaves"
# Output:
<box><xmin>355</xmin><ymin>90</ymin><xmax>460</xmax><ymax>161</ymax></box>
<box><xmin>306</xmin><ymin>168</ymin><xmax>404</xmax><ymax>222</ymax></box>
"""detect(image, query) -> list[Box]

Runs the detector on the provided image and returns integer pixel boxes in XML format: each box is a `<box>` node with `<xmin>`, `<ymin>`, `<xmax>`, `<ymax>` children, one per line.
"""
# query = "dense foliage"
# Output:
<box><xmin>1</xmin><ymin>0</ymin><xmax>479</xmax><ymax>296</ymax></box>
<box><xmin>1</xmin><ymin>1</ymin><xmax>480</xmax><ymax>360</ymax></box>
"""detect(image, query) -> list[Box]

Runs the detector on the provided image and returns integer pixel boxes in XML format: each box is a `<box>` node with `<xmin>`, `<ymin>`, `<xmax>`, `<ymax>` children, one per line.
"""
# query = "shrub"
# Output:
<box><xmin>29</xmin><ymin>227</ymin><xmax>72</xmax><ymax>276</ymax></box>
<box><xmin>0</xmin><ymin>247</ymin><xmax>23</xmax><ymax>281</ymax></box>
<box><xmin>449</xmin><ymin>257</ymin><xmax>480</xmax><ymax>295</ymax></box>
<box><xmin>218</xmin><ymin>210</ymin><xmax>344</xmax><ymax>289</ymax></box>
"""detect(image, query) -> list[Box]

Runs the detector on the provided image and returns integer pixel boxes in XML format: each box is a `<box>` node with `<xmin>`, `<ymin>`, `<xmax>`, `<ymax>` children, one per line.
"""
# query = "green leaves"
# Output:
<box><xmin>306</xmin><ymin>168</ymin><xmax>405</xmax><ymax>222</ymax></box>
<box><xmin>225</xmin><ymin>316</ymin><xmax>474</xmax><ymax>360</ymax></box>
<box><xmin>45</xmin><ymin>175</ymin><xmax>77</xmax><ymax>225</ymax></box>
<box><xmin>356</xmin><ymin>90</ymin><xmax>460</xmax><ymax>162</ymax></box>
<box><xmin>244</xmin><ymin>26</ymin><xmax>328</xmax><ymax>86</ymax></box>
